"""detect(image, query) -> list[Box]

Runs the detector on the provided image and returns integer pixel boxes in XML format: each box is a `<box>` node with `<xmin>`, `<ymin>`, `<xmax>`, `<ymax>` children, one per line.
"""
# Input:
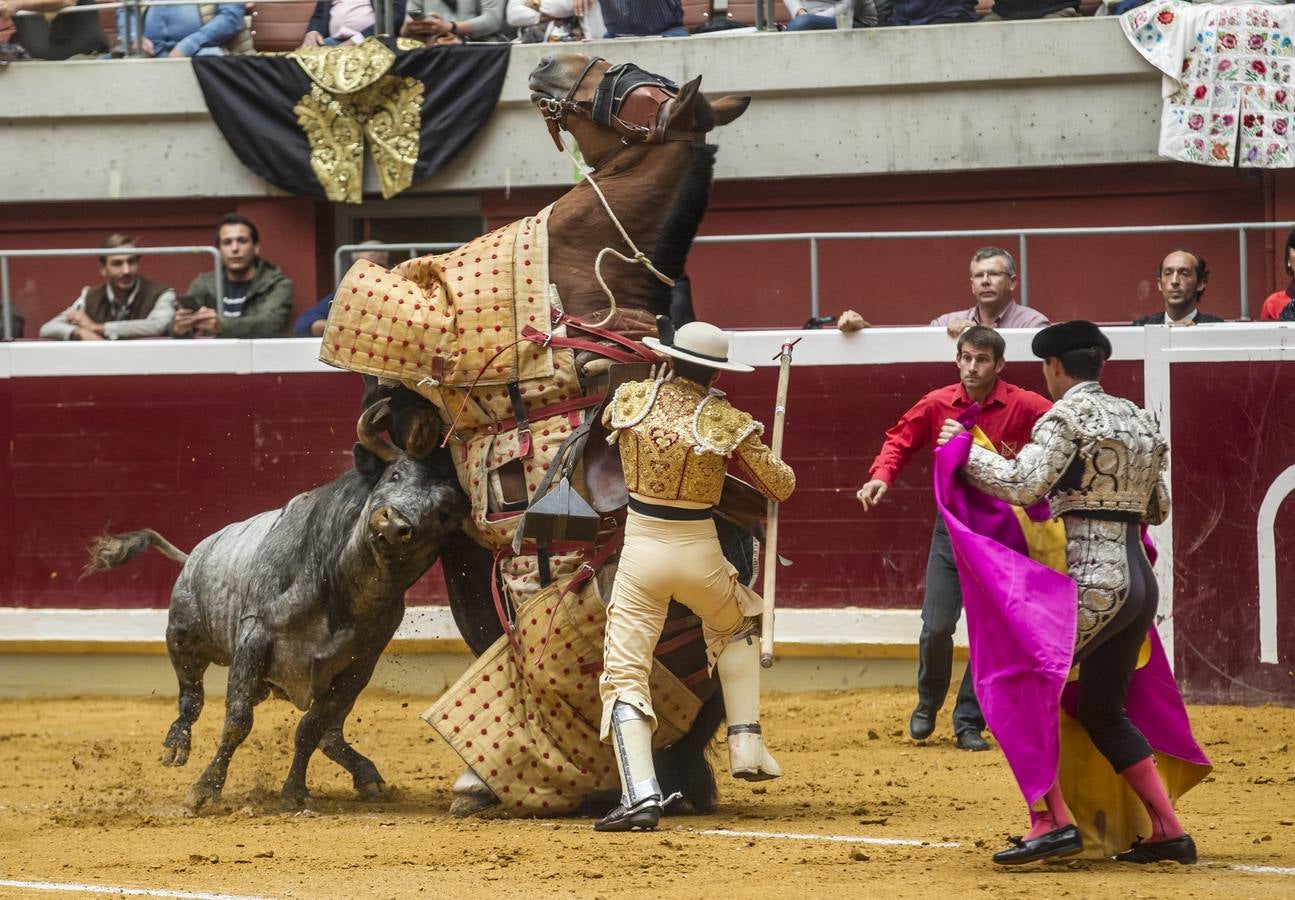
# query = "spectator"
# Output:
<box><xmin>856</xmin><ymin>325</ymin><xmax>1052</xmax><ymax>752</ymax></box>
<box><xmin>114</xmin><ymin>1</ymin><xmax>249</xmax><ymax>58</ymax></box>
<box><xmin>301</xmin><ymin>0</ymin><xmax>406</xmax><ymax>48</ymax></box>
<box><xmin>402</xmin><ymin>0</ymin><xmax>513</xmax><ymax>42</ymax></box>
<box><xmin>0</xmin><ymin>0</ymin><xmax>30</xmax><ymax>61</ymax></box>
<box><xmin>38</xmin><ymin>234</ymin><xmax>176</xmax><ymax>341</ymax></box>
<box><xmin>507</xmin><ymin>0</ymin><xmax>603</xmax><ymax>42</ymax></box>
<box><xmin>839</xmin><ymin>246</ymin><xmax>1049</xmax><ymax>335</ymax></box>
<box><xmin>1258</xmin><ymin>229</ymin><xmax>1295</xmax><ymax>321</ymax></box>
<box><xmin>979</xmin><ymin>0</ymin><xmax>1079</xmax><ymax>21</ymax></box>
<box><xmin>1132</xmin><ymin>249</ymin><xmax>1224</xmax><ymax>326</ymax></box>
<box><xmin>888</xmin><ymin>0</ymin><xmax>974</xmax><ymax>26</ymax></box>
<box><xmin>295</xmin><ymin>242</ymin><xmax>390</xmax><ymax>338</ymax></box>
<box><xmin>173</xmin><ymin>214</ymin><xmax>293</xmax><ymax>339</ymax></box>
<box><xmin>784</xmin><ymin>0</ymin><xmax>878</xmax><ymax>31</ymax></box>
<box><xmin>6</xmin><ymin>0</ymin><xmax>107</xmax><ymax>59</ymax></box>
<box><xmin>598</xmin><ymin>0</ymin><xmax>686</xmax><ymax>37</ymax></box>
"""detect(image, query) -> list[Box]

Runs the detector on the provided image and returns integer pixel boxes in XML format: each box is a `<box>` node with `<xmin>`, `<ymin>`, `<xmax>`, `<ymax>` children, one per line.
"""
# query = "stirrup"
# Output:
<box><xmin>594</xmin><ymin>791</ymin><xmax>682</xmax><ymax>833</ymax></box>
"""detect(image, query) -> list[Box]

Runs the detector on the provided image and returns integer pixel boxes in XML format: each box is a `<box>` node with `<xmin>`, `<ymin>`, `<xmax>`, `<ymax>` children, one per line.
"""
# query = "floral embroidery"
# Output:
<box><xmin>1122</xmin><ymin>0</ymin><xmax>1295</xmax><ymax>169</ymax></box>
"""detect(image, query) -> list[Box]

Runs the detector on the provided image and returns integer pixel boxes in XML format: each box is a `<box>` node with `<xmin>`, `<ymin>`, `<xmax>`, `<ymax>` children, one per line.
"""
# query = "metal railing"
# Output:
<box><xmin>0</xmin><ymin>246</ymin><xmax>222</xmax><ymax>340</ymax></box>
<box><xmin>15</xmin><ymin>0</ymin><xmax>399</xmax><ymax>59</ymax></box>
<box><xmin>338</xmin><ymin>220</ymin><xmax>1295</xmax><ymax>321</ymax></box>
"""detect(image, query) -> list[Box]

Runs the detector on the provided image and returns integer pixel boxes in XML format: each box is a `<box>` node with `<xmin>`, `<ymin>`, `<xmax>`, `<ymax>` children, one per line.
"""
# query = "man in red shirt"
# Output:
<box><xmin>857</xmin><ymin>326</ymin><xmax>1052</xmax><ymax>750</ymax></box>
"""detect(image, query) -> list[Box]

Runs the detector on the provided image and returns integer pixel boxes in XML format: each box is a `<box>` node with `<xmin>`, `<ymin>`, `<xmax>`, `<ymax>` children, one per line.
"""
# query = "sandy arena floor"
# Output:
<box><xmin>0</xmin><ymin>687</ymin><xmax>1291</xmax><ymax>899</ymax></box>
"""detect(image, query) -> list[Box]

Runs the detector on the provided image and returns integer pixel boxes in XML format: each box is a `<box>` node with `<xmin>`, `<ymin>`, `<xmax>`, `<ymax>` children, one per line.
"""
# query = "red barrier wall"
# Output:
<box><xmin>1167</xmin><ymin>360</ymin><xmax>1295</xmax><ymax>704</ymax></box>
<box><xmin>3</xmin><ymin>360</ymin><xmax>1139</xmax><ymax>615</ymax></box>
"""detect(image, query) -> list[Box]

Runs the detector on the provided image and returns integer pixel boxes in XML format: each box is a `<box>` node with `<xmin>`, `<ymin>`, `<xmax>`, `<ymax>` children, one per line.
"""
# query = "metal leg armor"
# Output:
<box><xmin>718</xmin><ymin>633</ymin><xmax>783</xmax><ymax>781</ymax></box>
<box><xmin>594</xmin><ymin>702</ymin><xmax>680</xmax><ymax>832</ymax></box>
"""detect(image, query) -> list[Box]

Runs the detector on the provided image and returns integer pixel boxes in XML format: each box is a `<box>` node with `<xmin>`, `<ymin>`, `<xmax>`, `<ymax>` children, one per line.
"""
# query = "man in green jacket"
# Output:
<box><xmin>173</xmin><ymin>213</ymin><xmax>293</xmax><ymax>339</ymax></box>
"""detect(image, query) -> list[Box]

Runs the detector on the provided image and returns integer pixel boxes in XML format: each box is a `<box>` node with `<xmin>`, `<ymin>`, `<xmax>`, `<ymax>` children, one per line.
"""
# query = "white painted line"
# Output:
<box><xmin>697</xmin><ymin>833</ymin><xmax>1295</xmax><ymax>876</ymax></box>
<box><xmin>1227</xmin><ymin>863</ymin><xmax>1295</xmax><ymax>877</ymax></box>
<box><xmin>0</xmin><ymin>879</ymin><xmax>273</xmax><ymax>900</ymax></box>
<box><xmin>698</xmin><ymin>827</ymin><xmax>960</xmax><ymax>848</ymax></box>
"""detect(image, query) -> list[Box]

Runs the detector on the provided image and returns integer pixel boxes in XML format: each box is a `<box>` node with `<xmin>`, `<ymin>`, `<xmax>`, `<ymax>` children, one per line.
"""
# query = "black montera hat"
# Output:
<box><xmin>1031</xmin><ymin>320</ymin><xmax>1113</xmax><ymax>361</ymax></box>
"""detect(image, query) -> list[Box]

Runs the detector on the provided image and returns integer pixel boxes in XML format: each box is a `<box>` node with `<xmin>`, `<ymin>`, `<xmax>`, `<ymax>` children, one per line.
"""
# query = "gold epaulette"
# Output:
<box><xmin>693</xmin><ymin>395</ymin><xmax>763</xmax><ymax>456</ymax></box>
<box><xmin>606</xmin><ymin>379</ymin><xmax>662</xmax><ymax>432</ymax></box>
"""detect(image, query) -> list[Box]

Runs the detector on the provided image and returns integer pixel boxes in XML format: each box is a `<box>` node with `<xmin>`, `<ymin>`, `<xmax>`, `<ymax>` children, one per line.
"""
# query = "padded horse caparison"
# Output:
<box><xmin>538</xmin><ymin>57</ymin><xmax>706</xmax><ymax>151</ymax></box>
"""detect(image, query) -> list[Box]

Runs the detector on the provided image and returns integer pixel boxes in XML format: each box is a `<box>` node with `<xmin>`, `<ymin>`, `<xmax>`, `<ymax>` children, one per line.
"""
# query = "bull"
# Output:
<box><xmin>85</xmin><ymin>399</ymin><xmax>466</xmax><ymax>811</ymax></box>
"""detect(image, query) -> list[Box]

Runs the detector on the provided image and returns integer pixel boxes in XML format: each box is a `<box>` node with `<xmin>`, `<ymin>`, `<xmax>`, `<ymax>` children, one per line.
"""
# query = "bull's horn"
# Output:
<box><xmin>357</xmin><ymin>399</ymin><xmax>400</xmax><ymax>462</ymax></box>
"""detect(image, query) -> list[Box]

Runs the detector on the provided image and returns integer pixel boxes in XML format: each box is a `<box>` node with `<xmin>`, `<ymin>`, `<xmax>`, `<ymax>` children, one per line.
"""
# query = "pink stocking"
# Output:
<box><xmin>1025</xmin><ymin>781</ymin><xmax>1073</xmax><ymax>840</ymax></box>
<box><xmin>1121</xmin><ymin>756</ymin><xmax>1184</xmax><ymax>842</ymax></box>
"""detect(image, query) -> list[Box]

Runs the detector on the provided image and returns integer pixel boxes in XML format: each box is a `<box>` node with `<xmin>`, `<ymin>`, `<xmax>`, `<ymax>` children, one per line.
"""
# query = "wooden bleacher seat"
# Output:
<box><xmin>251</xmin><ymin>0</ymin><xmax>316</xmax><ymax>52</ymax></box>
<box><xmin>683</xmin><ymin>1</ymin><xmax>791</xmax><ymax>31</ymax></box>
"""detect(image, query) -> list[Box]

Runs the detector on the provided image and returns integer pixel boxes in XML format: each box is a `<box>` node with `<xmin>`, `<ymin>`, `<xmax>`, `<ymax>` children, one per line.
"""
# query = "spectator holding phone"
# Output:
<box><xmin>401</xmin><ymin>0</ymin><xmax>513</xmax><ymax>43</ymax></box>
<box><xmin>173</xmin><ymin>213</ymin><xmax>293</xmax><ymax>339</ymax></box>
<box><xmin>39</xmin><ymin>234</ymin><xmax>175</xmax><ymax>341</ymax></box>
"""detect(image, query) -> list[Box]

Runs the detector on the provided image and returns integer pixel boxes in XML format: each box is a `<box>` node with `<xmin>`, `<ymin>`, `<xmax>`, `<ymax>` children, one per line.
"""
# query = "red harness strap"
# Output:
<box><xmin>490</xmin><ymin>523</ymin><xmax>626</xmax><ymax>658</ymax></box>
<box><xmin>469</xmin><ymin>393</ymin><xmax>604</xmax><ymax>437</ymax></box>
<box><xmin>519</xmin><ymin>324</ymin><xmax>647</xmax><ymax>365</ymax></box>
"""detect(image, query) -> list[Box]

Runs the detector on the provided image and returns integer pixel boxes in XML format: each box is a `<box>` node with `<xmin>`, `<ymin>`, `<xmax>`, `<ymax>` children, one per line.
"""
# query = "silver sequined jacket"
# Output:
<box><xmin>962</xmin><ymin>381</ymin><xmax>1170</xmax><ymax>650</ymax></box>
<box><xmin>963</xmin><ymin>381</ymin><xmax>1169</xmax><ymax>524</ymax></box>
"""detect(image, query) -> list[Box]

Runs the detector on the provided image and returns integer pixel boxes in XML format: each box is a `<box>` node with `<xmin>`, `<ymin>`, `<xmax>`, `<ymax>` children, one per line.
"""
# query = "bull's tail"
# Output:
<box><xmin>84</xmin><ymin>529</ymin><xmax>189</xmax><ymax>575</ymax></box>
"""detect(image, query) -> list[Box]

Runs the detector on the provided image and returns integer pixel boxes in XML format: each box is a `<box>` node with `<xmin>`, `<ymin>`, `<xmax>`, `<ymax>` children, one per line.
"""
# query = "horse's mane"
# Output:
<box><xmin>648</xmin><ymin>142</ymin><xmax>719</xmax><ymax>316</ymax></box>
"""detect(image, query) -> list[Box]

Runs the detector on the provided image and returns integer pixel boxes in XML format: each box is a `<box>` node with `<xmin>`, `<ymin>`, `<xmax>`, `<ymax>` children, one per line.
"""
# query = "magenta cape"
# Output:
<box><xmin>932</xmin><ymin>432</ymin><xmax>1209</xmax><ymax>806</ymax></box>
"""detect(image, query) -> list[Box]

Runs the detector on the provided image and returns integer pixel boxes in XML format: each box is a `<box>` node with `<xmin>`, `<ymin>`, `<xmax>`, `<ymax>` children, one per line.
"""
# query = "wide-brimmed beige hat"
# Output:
<box><xmin>642</xmin><ymin>320</ymin><xmax>754</xmax><ymax>373</ymax></box>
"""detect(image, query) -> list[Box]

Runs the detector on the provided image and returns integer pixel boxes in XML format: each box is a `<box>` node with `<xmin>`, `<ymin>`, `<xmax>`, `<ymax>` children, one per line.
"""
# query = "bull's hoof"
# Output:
<box><xmin>356</xmin><ymin>781</ymin><xmax>387</xmax><ymax>802</ymax></box>
<box><xmin>185</xmin><ymin>781</ymin><xmax>221</xmax><ymax>813</ymax></box>
<box><xmin>160</xmin><ymin>743</ymin><xmax>190</xmax><ymax>767</ymax></box>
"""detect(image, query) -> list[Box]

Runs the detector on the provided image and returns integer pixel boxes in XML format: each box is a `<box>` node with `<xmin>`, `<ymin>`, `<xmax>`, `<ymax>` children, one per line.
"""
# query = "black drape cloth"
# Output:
<box><xmin>192</xmin><ymin>43</ymin><xmax>510</xmax><ymax>201</ymax></box>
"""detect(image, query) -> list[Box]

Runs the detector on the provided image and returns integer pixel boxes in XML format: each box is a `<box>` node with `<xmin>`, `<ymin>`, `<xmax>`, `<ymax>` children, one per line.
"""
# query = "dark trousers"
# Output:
<box><xmin>916</xmin><ymin>517</ymin><xmax>985</xmax><ymax>735</ymax></box>
<box><xmin>1072</xmin><ymin>523</ymin><xmax>1158</xmax><ymax>773</ymax></box>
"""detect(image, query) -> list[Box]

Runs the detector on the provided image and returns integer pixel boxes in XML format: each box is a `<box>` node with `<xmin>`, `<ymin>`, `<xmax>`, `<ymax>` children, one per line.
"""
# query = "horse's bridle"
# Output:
<box><xmin>537</xmin><ymin>57</ymin><xmax>705</xmax><ymax>155</ymax></box>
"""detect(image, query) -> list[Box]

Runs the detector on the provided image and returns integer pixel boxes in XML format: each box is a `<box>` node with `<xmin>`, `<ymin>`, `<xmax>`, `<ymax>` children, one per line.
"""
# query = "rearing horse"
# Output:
<box><xmin>330</xmin><ymin>53</ymin><xmax>752</xmax><ymax>819</ymax></box>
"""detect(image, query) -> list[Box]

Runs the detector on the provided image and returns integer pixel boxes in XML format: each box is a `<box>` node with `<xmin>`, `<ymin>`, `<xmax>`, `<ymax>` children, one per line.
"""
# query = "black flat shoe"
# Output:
<box><xmin>909</xmin><ymin>705</ymin><xmax>936</xmax><ymax>741</ymax></box>
<box><xmin>1116</xmin><ymin>834</ymin><xmax>1197</xmax><ymax>865</ymax></box>
<box><xmin>956</xmin><ymin>730</ymin><xmax>990</xmax><ymax>752</ymax></box>
<box><xmin>992</xmin><ymin>825</ymin><xmax>1083</xmax><ymax>865</ymax></box>
<box><xmin>594</xmin><ymin>797</ymin><xmax>662</xmax><ymax>832</ymax></box>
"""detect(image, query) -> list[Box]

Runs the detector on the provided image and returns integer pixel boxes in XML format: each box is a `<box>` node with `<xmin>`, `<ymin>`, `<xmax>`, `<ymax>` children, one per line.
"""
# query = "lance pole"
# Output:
<box><xmin>760</xmin><ymin>337</ymin><xmax>799</xmax><ymax>668</ymax></box>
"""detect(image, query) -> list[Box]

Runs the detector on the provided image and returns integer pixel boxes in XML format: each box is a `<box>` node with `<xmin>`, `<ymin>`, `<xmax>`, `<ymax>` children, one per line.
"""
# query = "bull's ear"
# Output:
<box><xmin>352</xmin><ymin>442</ymin><xmax>387</xmax><ymax>483</ymax></box>
<box><xmin>709</xmin><ymin>96</ymin><xmax>750</xmax><ymax>127</ymax></box>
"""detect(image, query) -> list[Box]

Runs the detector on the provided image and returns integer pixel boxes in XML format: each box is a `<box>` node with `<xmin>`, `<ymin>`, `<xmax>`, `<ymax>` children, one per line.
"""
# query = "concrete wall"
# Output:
<box><xmin>0</xmin><ymin>20</ymin><xmax>1162</xmax><ymax>203</ymax></box>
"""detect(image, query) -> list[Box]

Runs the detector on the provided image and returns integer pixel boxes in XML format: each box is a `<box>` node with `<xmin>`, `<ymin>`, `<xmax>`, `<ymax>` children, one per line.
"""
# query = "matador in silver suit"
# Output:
<box><xmin>942</xmin><ymin>320</ymin><xmax>1196</xmax><ymax>867</ymax></box>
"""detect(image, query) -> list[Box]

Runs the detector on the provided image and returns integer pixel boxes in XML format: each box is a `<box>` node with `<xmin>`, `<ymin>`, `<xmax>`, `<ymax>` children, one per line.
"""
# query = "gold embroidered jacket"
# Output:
<box><xmin>603</xmin><ymin>376</ymin><xmax>796</xmax><ymax>506</ymax></box>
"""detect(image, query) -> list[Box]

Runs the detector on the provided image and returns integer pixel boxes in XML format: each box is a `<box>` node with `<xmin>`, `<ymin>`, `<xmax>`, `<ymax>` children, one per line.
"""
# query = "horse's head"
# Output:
<box><xmin>529</xmin><ymin>54</ymin><xmax>750</xmax><ymax>165</ymax></box>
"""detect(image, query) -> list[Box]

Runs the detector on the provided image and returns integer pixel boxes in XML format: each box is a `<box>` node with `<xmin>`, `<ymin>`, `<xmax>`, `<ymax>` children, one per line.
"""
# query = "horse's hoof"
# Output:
<box><xmin>450</xmin><ymin>793</ymin><xmax>500</xmax><ymax>818</ymax></box>
<box><xmin>160</xmin><ymin>746</ymin><xmax>177</xmax><ymax>766</ymax></box>
<box><xmin>356</xmin><ymin>781</ymin><xmax>386</xmax><ymax>802</ymax></box>
<box><xmin>185</xmin><ymin>782</ymin><xmax>220</xmax><ymax>813</ymax></box>
<box><xmin>280</xmin><ymin>789</ymin><xmax>311</xmax><ymax>812</ymax></box>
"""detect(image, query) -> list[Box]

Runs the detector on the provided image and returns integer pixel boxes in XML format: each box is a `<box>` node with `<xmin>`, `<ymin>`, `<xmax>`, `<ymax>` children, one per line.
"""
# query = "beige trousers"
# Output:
<box><xmin>599</xmin><ymin>508</ymin><xmax>761</xmax><ymax>741</ymax></box>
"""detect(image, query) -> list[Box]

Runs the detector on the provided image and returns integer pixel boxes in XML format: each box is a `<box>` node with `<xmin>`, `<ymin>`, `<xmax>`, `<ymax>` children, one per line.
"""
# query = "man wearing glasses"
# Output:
<box><xmin>837</xmin><ymin>246</ymin><xmax>1049</xmax><ymax>335</ymax></box>
<box><xmin>932</xmin><ymin>246</ymin><xmax>1050</xmax><ymax>337</ymax></box>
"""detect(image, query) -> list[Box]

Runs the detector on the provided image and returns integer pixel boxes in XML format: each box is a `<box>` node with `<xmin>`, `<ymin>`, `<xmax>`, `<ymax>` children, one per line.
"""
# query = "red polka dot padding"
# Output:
<box><xmin>319</xmin><ymin>207</ymin><xmax>557</xmax><ymax>389</ymax></box>
<box><xmin>420</xmin><ymin>574</ymin><xmax>703</xmax><ymax>817</ymax></box>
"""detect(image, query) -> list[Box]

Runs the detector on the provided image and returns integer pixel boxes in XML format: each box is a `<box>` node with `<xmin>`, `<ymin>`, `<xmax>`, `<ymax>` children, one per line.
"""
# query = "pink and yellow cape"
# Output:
<box><xmin>933</xmin><ymin>429</ymin><xmax>1210</xmax><ymax>858</ymax></box>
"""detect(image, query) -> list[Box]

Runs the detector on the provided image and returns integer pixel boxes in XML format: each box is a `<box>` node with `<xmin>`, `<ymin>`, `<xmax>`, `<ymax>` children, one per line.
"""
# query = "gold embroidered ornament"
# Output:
<box><xmin>289</xmin><ymin>39</ymin><xmax>425</xmax><ymax>203</ymax></box>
